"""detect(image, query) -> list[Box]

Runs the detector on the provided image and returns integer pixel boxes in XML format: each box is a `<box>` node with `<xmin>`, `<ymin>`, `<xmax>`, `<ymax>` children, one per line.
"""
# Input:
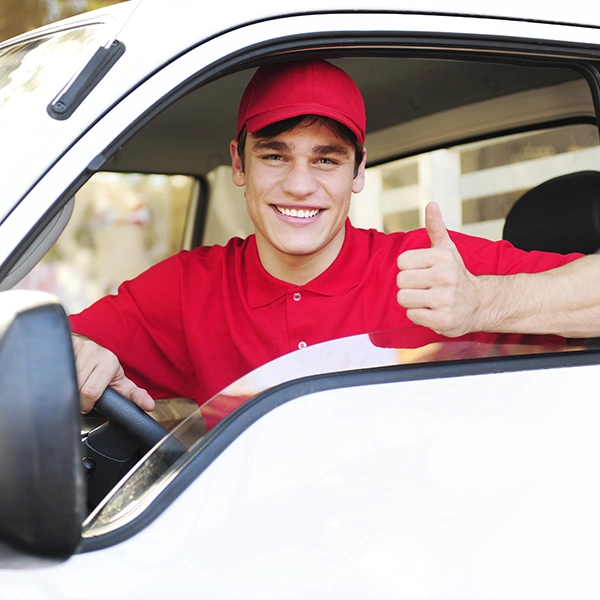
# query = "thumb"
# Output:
<box><xmin>112</xmin><ymin>373</ymin><xmax>156</xmax><ymax>412</ymax></box>
<box><xmin>425</xmin><ymin>202</ymin><xmax>454</xmax><ymax>249</ymax></box>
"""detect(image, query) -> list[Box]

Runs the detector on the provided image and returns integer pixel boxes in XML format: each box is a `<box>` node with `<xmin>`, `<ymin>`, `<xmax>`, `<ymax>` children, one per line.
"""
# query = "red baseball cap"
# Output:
<box><xmin>237</xmin><ymin>60</ymin><xmax>366</xmax><ymax>144</ymax></box>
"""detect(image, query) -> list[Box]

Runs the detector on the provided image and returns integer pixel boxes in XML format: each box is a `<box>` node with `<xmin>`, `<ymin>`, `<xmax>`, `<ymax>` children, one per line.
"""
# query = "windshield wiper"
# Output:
<box><xmin>47</xmin><ymin>39</ymin><xmax>125</xmax><ymax>120</ymax></box>
<box><xmin>47</xmin><ymin>0</ymin><xmax>145</xmax><ymax>120</ymax></box>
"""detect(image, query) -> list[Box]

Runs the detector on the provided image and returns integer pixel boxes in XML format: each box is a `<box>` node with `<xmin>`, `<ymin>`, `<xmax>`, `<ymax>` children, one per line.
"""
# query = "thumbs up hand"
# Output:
<box><xmin>396</xmin><ymin>202</ymin><xmax>481</xmax><ymax>337</ymax></box>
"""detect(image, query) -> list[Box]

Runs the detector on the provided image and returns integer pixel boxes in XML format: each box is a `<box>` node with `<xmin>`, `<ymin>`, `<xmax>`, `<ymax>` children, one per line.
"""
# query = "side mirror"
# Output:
<box><xmin>0</xmin><ymin>291</ymin><xmax>84</xmax><ymax>560</ymax></box>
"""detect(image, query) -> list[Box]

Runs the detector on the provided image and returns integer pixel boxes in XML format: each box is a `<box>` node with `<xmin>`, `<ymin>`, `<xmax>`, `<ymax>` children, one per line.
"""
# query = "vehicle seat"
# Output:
<box><xmin>502</xmin><ymin>170</ymin><xmax>600</xmax><ymax>254</ymax></box>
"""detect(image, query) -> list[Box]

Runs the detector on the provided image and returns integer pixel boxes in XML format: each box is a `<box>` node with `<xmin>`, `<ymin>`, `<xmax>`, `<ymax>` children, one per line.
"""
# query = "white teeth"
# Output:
<box><xmin>276</xmin><ymin>206</ymin><xmax>320</xmax><ymax>218</ymax></box>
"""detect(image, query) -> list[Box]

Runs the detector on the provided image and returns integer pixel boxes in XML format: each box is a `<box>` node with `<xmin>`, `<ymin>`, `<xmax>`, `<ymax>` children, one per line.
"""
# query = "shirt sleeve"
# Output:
<box><xmin>68</xmin><ymin>253</ymin><xmax>195</xmax><ymax>401</ymax></box>
<box><xmin>450</xmin><ymin>231</ymin><xmax>584</xmax><ymax>275</ymax></box>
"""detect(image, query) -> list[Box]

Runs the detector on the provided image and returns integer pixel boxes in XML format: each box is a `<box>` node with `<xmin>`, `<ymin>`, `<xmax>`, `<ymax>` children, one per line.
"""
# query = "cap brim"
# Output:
<box><xmin>243</xmin><ymin>105</ymin><xmax>365</xmax><ymax>144</ymax></box>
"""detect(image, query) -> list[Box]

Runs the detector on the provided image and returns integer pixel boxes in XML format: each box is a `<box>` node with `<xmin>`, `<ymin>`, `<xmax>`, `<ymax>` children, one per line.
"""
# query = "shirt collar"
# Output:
<box><xmin>245</xmin><ymin>219</ymin><xmax>370</xmax><ymax>308</ymax></box>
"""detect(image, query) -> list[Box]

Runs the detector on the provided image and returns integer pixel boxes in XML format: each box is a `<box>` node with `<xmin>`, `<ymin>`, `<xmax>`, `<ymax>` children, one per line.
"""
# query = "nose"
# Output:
<box><xmin>281</xmin><ymin>160</ymin><xmax>319</xmax><ymax>199</ymax></box>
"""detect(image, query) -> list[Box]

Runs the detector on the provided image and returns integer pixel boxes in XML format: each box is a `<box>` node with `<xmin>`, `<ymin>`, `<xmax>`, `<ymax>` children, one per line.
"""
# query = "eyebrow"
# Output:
<box><xmin>314</xmin><ymin>144</ymin><xmax>351</xmax><ymax>157</ymax></box>
<box><xmin>252</xmin><ymin>140</ymin><xmax>291</xmax><ymax>154</ymax></box>
<box><xmin>252</xmin><ymin>140</ymin><xmax>351</xmax><ymax>157</ymax></box>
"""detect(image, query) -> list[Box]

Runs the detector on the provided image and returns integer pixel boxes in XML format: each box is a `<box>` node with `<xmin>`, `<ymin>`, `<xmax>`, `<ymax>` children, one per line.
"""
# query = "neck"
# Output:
<box><xmin>256</xmin><ymin>233</ymin><xmax>345</xmax><ymax>286</ymax></box>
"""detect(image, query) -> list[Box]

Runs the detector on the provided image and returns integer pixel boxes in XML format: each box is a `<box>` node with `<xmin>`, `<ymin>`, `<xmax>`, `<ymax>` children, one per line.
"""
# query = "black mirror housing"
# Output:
<box><xmin>0</xmin><ymin>291</ymin><xmax>84</xmax><ymax>559</ymax></box>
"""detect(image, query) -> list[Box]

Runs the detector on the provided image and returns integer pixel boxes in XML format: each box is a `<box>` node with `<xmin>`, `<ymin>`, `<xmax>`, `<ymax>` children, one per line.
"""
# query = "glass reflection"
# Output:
<box><xmin>83</xmin><ymin>328</ymin><xmax>595</xmax><ymax>536</ymax></box>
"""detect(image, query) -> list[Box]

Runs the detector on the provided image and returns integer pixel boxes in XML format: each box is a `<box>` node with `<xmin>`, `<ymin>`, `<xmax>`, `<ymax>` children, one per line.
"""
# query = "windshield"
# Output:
<box><xmin>82</xmin><ymin>328</ymin><xmax>595</xmax><ymax>537</ymax></box>
<box><xmin>0</xmin><ymin>29</ymin><xmax>100</xmax><ymax>114</ymax></box>
<box><xmin>0</xmin><ymin>24</ymin><xmax>109</xmax><ymax>218</ymax></box>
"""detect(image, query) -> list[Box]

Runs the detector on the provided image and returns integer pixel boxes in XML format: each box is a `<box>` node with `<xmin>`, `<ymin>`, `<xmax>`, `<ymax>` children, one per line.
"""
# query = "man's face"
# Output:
<box><xmin>230</xmin><ymin>120</ymin><xmax>366</xmax><ymax>280</ymax></box>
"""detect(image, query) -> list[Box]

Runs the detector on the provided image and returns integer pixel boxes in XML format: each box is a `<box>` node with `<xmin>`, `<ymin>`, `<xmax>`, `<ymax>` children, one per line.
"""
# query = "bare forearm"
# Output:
<box><xmin>473</xmin><ymin>255</ymin><xmax>600</xmax><ymax>338</ymax></box>
<box><xmin>397</xmin><ymin>204</ymin><xmax>600</xmax><ymax>339</ymax></box>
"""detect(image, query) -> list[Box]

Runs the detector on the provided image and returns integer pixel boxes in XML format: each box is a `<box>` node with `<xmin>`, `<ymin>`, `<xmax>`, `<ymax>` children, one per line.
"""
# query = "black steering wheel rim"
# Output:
<box><xmin>95</xmin><ymin>387</ymin><xmax>186</xmax><ymax>460</ymax></box>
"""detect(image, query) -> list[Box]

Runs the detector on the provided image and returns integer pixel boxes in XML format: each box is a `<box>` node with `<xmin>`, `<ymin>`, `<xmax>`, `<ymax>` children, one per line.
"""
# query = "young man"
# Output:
<box><xmin>70</xmin><ymin>59</ymin><xmax>600</xmax><ymax>413</ymax></box>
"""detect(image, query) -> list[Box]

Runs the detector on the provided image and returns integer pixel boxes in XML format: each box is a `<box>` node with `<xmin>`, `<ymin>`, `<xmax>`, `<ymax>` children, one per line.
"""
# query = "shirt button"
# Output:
<box><xmin>298</xmin><ymin>341</ymin><xmax>307</xmax><ymax>349</ymax></box>
<box><xmin>293</xmin><ymin>292</ymin><xmax>302</xmax><ymax>301</ymax></box>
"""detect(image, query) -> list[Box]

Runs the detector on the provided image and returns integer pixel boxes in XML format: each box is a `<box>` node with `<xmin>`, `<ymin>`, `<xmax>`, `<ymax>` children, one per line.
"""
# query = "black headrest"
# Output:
<box><xmin>502</xmin><ymin>171</ymin><xmax>600</xmax><ymax>254</ymax></box>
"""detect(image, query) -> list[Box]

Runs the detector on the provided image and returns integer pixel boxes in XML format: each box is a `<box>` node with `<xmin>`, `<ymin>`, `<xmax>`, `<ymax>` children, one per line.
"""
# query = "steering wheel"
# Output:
<box><xmin>94</xmin><ymin>387</ymin><xmax>187</xmax><ymax>461</ymax></box>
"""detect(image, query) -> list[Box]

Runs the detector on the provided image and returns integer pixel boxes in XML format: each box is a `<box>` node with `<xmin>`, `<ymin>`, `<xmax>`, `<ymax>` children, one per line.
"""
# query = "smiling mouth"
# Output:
<box><xmin>275</xmin><ymin>206</ymin><xmax>321</xmax><ymax>219</ymax></box>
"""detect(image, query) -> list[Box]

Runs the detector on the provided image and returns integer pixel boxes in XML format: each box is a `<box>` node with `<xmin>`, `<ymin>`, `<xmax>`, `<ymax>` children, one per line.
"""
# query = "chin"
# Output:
<box><xmin>280</xmin><ymin>244</ymin><xmax>323</xmax><ymax>257</ymax></box>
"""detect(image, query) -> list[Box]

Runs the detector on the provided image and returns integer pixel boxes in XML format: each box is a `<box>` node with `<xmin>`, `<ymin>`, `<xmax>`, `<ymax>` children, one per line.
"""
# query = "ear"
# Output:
<box><xmin>230</xmin><ymin>139</ymin><xmax>245</xmax><ymax>187</ymax></box>
<box><xmin>351</xmin><ymin>147</ymin><xmax>367</xmax><ymax>194</ymax></box>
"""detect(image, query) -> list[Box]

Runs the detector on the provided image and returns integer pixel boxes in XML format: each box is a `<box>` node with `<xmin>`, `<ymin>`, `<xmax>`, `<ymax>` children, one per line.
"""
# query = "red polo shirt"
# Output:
<box><xmin>68</xmin><ymin>220</ymin><xmax>581</xmax><ymax>405</ymax></box>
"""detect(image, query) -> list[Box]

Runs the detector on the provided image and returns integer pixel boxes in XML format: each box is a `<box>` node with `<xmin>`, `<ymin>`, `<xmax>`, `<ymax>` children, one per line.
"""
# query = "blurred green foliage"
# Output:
<box><xmin>0</xmin><ymin>0</ymin><xmax>128</xmax><ymax>42</ymax></box>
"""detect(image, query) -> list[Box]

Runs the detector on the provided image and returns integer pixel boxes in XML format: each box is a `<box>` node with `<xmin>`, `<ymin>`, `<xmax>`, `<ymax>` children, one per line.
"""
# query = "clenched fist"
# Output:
<box><xmin>72</xmin><ymin>333</ymin><xmax>156</xmax><ymax>413</ymax></box>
